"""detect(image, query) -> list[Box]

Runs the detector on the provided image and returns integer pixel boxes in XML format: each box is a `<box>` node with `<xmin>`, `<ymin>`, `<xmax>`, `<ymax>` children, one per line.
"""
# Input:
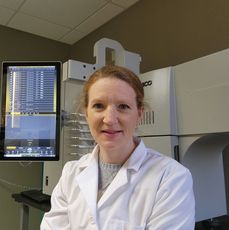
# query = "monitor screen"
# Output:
<box><xmin>0</xmin><ymin>62</ymin><xmax>61</xmax><ymax>161</ymax></box>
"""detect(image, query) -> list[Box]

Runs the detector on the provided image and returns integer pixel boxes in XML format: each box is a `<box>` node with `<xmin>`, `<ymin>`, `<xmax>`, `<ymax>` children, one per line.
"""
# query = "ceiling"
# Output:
<box><xmin>0</xmin><ymin>0</ymin><xmax>139</xmax><ymax>45</ymax></box>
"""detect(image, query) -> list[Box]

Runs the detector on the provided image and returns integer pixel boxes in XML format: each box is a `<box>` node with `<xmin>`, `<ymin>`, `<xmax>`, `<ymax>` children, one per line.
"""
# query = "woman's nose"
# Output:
<box><xmin>103</xmin><ymin>107</ymin><xmax>118</xmax><ymax>125</ymax></box>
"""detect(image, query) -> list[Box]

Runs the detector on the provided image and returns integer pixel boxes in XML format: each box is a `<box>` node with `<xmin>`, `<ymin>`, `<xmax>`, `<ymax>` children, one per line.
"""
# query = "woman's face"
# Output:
<box><xmin>86</xmin><ymin>77</ymin><xmax>143</xmax><ymax>158</ymax></box>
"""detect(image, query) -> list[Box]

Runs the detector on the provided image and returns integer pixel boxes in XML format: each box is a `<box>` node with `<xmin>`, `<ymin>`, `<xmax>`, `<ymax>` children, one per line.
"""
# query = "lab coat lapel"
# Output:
<box><xmin>76</xmin><ymin>148</ymin><xmax>99</xmax><ymax>222</ymax></box>
<box><xmin>98</xmin><ymin>139</ymin><xmax>147</xmax><ymax>208</ymax></box>
<box><xmin>98</xmin><ymin>165</ymin><xmax>128</xmax><ymax>208</ymax></box>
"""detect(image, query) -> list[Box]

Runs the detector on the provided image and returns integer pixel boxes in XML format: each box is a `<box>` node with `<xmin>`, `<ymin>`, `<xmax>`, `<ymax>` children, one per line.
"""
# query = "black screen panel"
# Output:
<box><xmin>0</xmin><ymin>62</ymin><xmax>61</xmax><ymax>161</ymax></box>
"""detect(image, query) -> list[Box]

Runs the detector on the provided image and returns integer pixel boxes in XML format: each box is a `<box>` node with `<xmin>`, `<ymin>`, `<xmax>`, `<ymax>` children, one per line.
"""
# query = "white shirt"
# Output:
<box><xmin>41</xmin><ymin>140</ymin><xmax>195</xmax><ymax>230</ymax></box>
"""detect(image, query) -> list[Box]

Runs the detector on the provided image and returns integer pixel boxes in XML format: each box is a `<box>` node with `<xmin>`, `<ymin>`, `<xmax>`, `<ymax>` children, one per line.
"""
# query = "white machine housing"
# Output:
<box><xmin>174</xmin><ymin>49</ymin><xmax>229</xmax><ymax>221</ymax></box>
<box><xmin>137</xmin><ymin>67</ymin><xmax>178</xmax><ymax>158</ymax></box>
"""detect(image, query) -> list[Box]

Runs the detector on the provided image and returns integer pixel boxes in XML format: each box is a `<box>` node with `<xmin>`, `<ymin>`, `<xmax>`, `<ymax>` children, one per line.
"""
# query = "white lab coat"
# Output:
<box><xmin>41</xmin><ymin>140</ymin><xmax>195</xmax><ymax>230</ymax></box>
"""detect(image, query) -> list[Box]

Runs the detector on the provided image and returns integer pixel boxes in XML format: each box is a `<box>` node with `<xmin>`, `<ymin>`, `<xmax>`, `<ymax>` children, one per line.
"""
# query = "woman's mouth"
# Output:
<box><xmin>101</xmin><ymin>129</ymin><xmax>123</xmax><ymax>135</ymax></box>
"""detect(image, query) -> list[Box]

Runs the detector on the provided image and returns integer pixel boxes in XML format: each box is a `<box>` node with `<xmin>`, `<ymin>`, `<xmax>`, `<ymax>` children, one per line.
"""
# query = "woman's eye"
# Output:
<box><xmin>93</xmin><ymin>103</ymin><xmax>104</xmax><ymax>110</ymax></box>
<box><xmin>118</xmin><ymin>104</ymin><xmax>130</xmax><ymax>110</ymax></box>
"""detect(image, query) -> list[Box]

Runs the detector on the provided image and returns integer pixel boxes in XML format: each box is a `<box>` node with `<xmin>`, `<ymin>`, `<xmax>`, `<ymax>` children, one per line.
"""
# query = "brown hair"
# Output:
<box><xmin>81</xmin><ymin>65</ymin><xmax>144</xmax><ymax>109</ymax></box>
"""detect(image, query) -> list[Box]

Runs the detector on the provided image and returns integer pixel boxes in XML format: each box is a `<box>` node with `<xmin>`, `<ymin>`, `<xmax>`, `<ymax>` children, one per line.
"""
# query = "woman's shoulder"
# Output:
<box><xmin>146</xmin><ymin>147</ymin><xmax>191</xmax><ymax>176</ymax></box>
<box><xmin>62</xmin><ymin>153</ymin><xmax>92</xmax><ymax>174</ymax></box>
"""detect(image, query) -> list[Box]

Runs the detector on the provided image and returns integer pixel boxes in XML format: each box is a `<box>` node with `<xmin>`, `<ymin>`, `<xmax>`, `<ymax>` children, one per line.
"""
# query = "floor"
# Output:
<box><xmin>195</xmin><ymin>216</ymin><xmax>229</xmax><ymax>230</ymax></box>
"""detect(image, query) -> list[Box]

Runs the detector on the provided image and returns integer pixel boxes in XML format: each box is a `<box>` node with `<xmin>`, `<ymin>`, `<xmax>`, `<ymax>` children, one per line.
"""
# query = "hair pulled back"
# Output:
<box><xmin>82</xmin><ymin>65</ymin><xmax>144</xmax><ymax>110</ymax></box>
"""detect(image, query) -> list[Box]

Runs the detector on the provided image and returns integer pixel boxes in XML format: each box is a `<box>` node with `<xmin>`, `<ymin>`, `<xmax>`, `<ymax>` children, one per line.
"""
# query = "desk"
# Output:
<box><xmin>12</xmin><ymin>193</ymin><xmax>51</xmax><ymax>230</ymax></box>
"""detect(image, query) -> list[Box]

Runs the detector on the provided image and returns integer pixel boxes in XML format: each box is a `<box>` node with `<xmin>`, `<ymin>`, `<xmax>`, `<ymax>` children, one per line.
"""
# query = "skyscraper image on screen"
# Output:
<box><xmin>0</xmin><ymin>62</ymin><xmax>61</xmax><ymax>161</ymax></box>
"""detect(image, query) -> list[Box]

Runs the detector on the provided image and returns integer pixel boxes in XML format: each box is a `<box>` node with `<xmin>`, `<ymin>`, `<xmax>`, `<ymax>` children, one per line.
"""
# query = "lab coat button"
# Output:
<box><xmin>89</xmin><ymin>216</ymin><xmax>95</xmax><ymax>224</ymax></box>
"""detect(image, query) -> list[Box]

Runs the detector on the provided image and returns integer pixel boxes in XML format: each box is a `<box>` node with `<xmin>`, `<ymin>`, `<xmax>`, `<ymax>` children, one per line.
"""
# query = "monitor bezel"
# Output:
<box><xmin>0</xmin><ymin>61</ymin><xmax>61</xmax><ymax>161</ymax></box>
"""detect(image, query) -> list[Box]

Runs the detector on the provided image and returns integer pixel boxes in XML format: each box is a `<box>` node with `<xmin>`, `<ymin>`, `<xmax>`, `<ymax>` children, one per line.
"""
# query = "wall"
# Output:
<box><xmin>0</xmin><ymin>25</ymin><xmax>71</xmax><ymax>230</ymax></box>
<box><xmin>71</xmin><ymin>0</ymin><xmax>229</xmax><ymax>73</ymax></box>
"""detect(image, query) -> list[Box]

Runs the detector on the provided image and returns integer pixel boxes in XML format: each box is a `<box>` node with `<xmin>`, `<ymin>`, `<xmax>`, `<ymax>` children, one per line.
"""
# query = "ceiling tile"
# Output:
<box><xmin>0</xmin><ymin>6</ymin><xmax>15</xmax><ymax>25</ymax></box>
<box><xmin>8</xmin><ymin>12</ymin><xmax>71</xmax><ymax>40</ymax></box>
<box><xmin>112</xmin><ymin>0</ymin><xmax>139</xmax><ymax>8</ymax></box>
<box><xmin>76</xmin><ymin>3</ymin><xmax>123</xmax><ymax>34</ymax></box>
<box><xmin>0</xmin><ymin>0</ymin><xmax>138</xmax><ymax>44</ymax></box>
<box><xmin>59</xmin><ymin>29</ymin><xmax>86</xmax><ymax>45</ymax></box>
<box><xmin>0</xmin><ymin>0</ymin><xmax>25</xmax><ymax>10</ymax></box>
<box><xmin>20</xmin><ymin>0</ymin><xmax>108</xmax><ymax>28</ymax></box>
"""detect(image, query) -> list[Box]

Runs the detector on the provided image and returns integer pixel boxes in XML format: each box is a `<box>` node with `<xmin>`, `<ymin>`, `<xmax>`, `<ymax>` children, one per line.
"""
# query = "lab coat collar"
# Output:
<box><xmin>98</xmin><ymin>138</ymin><xmax>148</xmax><ymax>208</ymax></box>
<box><xmin>124</xmin><ymin>138</ymin><xmax>148</xmax><ymax>172</ymax></box>
<box><xmin>77</xmin><ymin>145</ymin><xmax>100</xmax><ymax>169</ymax></box>
<box><xmin>77</xmin><ymin>138</ymin><xmax>147</xmax><ymax>171</ymax></box>
<box><xmin>77</xmin><ymin>138</ymin><xmax>147</xmax><ymax>172</ymax></box>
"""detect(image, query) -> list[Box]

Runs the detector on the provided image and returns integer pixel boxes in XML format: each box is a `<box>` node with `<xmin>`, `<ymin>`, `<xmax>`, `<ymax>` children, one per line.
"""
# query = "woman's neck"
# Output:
<box><xmin>99</xmin><ymin>140</ymin><xmax>137</xmax><ymax>164</ymax></box>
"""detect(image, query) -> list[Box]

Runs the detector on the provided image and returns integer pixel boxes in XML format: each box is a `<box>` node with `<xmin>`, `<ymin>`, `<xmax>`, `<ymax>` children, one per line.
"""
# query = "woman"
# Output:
<box><xmin>41</xmin><ymin>65</ymin><xmax>195</xmax><ymax>229</ymax></box>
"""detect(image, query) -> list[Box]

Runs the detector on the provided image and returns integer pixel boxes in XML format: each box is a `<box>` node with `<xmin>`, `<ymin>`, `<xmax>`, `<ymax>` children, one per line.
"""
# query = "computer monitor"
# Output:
<box><xmin>0</xmin><ymin>62</ymin><xmax>61</xmax><ymax>161</ymax></box>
